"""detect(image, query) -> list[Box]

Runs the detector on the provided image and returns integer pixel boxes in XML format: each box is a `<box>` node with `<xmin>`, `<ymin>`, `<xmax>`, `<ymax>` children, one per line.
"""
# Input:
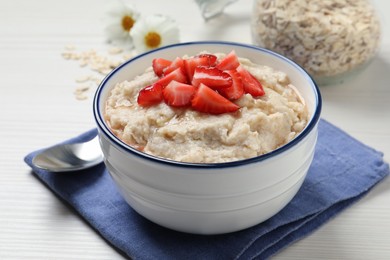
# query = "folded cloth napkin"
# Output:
<box><xmin>24</xmin><ymin>119</ymin><xmax>389</xmax><ymax>260</ymax></box>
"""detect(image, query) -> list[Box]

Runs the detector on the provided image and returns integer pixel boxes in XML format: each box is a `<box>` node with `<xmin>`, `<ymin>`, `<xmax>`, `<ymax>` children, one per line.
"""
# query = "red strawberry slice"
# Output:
<box><xmin>197</xmin><ymin>54</ymin><xmax>217</xmax><ymax>67</ymax></box>
<box><xmin>163</xmin><ymin>80</ymin><xmax>196</xmax><ymax>107</ymax></box>
<box><xmin>237</xmin><ymin>66</ymin><xmax>265</xmax><ymax>97</ymax></box>
<box><xmin>191</xmin><ymin>66</ymin><xmax>232</xmax><ymax>89</ymax></box>
<box><xmin>218</xmin><ymin>69</ymin><xmax>244</xmax><ymax>100</ymax></box>
<box><xmin>191</xmin><ymin>83</ymin><xmax>240</xmax><ymax>114</ymax></box>
<box><xmin>163</xmin><ymin>57</ymin><xmax>184</xmax><ymax>76</ymax></box>
<box><xmin>216</xmin><ymin>50</ymin><xmax>240</xmax><ymax>71</ymax></box>
<box><xmin>184</xmin><ymin>54</ymin><xmax>218</xmax><ymax>81</ymax></box>
<box><xmin>137</xmin><ymin>83</ymin><xmax>163</xmax><ymax>107</ymax></box>
<box><xmin>155</xmin><ymin>67</ymin><xmax>188</xmax><ymax>87</ymax></box>
<box><xmin>152</xmin><ymin>58</ymin><xmax>172</xmax><ymax>77</ymax></box>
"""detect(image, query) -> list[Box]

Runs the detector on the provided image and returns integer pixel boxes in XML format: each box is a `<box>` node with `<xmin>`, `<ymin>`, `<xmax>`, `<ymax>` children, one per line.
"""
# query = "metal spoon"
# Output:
<box><xmin>32</xmin><ymin>136</ymin><xmax>104</xmax><ymax>172</ymax></box>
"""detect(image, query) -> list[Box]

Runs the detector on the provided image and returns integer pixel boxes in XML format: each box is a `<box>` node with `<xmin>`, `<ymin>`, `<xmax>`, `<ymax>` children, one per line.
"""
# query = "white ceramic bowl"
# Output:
<box><xmin>93</xmin><ymin>41</ymin><xmax>322</xmax><ymax>235</ymax></box>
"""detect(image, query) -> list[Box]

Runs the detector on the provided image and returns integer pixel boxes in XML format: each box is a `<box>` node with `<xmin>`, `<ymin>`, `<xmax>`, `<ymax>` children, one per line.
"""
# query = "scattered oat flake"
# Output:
<box><xmin>75</xmin><ymin>94</ymin><xmax>88</xmax><ymax>100</ymax></box>
<box><xmin>108</xmin><ymin>47</ymin><xmax>124</xmax><ymax>55</ymax></box>
<box><xmin>62</xmin><ymin>45</ymin><xmax>130</xmax><ymax>100</ymax></box>
<box><xmin>101</xmin><ymin>69</ymin><xmax>113</xmax><ymax>75</ymax></box>
<box><xmin>61</xmin><ymin>52</ymin><xmax>72</xmax><ymax>60</ymax></box>
<box><xmin>75</xmin><ymin>75</ymin><xmax>90</xmax><ymax>83</ymax></box>
<box><xmin>74</xmin><ymin>85</ymin><xmax>90</xmax><ymax>93</ymax></box>
<box><xmin>123</xmin><ymin>52</ymin><xmax>136</xmax><ymax>60</ymax></box>
<box><xmin>94</xmin><ymin>79</ymin><xmax>102</xmax><ymax>85</ymax></box>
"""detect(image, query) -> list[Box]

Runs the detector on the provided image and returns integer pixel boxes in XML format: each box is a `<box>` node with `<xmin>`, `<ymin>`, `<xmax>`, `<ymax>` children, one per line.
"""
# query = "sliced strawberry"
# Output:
<box><xmin>191</xmin><ymin>83</ymin><xmax>240</xmax><ymax>114</ymax></box>
<box><xmin>152</xmin><ymin>58</ymin><xmax>172</xmax><ymax>77</ymax></box>
<box><xmin>191</xmin><ymin>66</ymin><xmax>232</xmax><ymax>89</ymax></box>
<box><xmin>184</xmin><ymin>54</ymin><xmax>217</xmax><ymax>81</ymax></box>
<box><xmin>237</xmin><ymin>66</ymin><xmax>265</xmax><ymax>97</ymax></box>
<box><xmin>163</xmin><ymin>57</ymin><xmax>184</xmax><ymax>76</ymax></box>
<box><xmin>137</xmin><ymin>83</ymin><xmax>163</xmax><ymax>107</ymax></box>
<box><xmin>218</xmin><ymin>69</ymin><xmax>244</xmax><ymax>100</ymax></box>
<box><xmin>163</xmin><ymin>80</ymin><xmax>196</xmax><ymax>107</ymax></box>
<box><xmin>216</xmin><ymin>50</ymin><xmax>240</xmax><ymax>71</ymax></box>
<box><xmin>155</xmin><ymin>67</ymin><xmax>188</xmax><ymax>87</ymax></box>
<box><xmin>197</xmin><ymin>54</ymin><xmax>217</xmax><ymax>67</ymax></box>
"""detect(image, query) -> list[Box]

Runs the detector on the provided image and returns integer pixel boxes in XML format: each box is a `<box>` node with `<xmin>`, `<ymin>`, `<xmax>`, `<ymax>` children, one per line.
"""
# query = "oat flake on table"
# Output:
<box><xmin>61</xmin><ymin>46</ymin><xmax>136</xmax><ymax>100</ymax></box>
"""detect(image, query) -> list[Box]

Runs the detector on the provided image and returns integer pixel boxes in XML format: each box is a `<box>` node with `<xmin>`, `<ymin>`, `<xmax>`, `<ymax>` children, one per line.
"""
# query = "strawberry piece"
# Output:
<box><xmin>155</xmin><ymin>67</ymin><xmax>188</xmax><ymax>87</ymax></box>
<box><xmin>218</xmin><ymin>69</ymin><xmax>244</xmax><ymax>100</ymax></box>
<box><xmin>237</xmin><ymin>66</ymin><xmax>265</xmax><ymax>97</ymax></box>
<box><xmin>183</xmin><ymin>54</ymin><xmax>218</xmax><ymax>81</ymax></box>
<box><xmin>163</xmin><ymin>57</ymin><xmax>184</xmax><ymax>76</ymax></box>
<box><xmin>137</xmin><ymin>83</ymin><xmax>163</xmax><ymax>107</ymax></box>
<box><xmin>163</xmin><ymin>80</ymin><xmax>196</xmax><ymax>107</ymax></box>
<box><xmin>191</xmin><ymin>83</ymin><xmax>240</xmax><ymax>114</ymax></box>
<box><xmin>197</xmin><ymin>54</ymin><xmax>218</xmax><ymax>67</ymax></box>
<box><xmin>216</xmin><ymin>50</ymin><xmax>240</xmax><ymax>71</ymax></box>
<box><xmin>152</xmin><ymin>58</ymin><xmax>172</xmax><ymax>77</ymax></box>
<box><xmin>191</xmin><ymin>66</ymin><xmax>232</xmax><ymax>89</ymax></box>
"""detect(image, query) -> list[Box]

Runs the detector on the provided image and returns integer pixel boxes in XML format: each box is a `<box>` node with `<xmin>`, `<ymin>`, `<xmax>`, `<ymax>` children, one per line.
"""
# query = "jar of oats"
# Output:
<box><xmin>251</xmin><ymin>0</ymin><xmax>381</xmax><ymax>85</ymax></box>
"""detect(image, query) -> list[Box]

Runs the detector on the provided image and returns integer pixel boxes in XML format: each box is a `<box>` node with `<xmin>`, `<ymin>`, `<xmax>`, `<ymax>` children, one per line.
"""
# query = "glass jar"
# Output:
<box><xmin>251</xmin><ymin>0</ymin><xmax>381</xmax><ymax>85</ymax></box>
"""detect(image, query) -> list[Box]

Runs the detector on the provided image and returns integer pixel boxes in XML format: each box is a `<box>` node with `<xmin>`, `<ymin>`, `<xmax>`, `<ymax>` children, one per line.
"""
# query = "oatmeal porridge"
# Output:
<box><xmin>104</xmin><ymin>52</ymin><xmax>308</xmax><ymax>163</ymax></box>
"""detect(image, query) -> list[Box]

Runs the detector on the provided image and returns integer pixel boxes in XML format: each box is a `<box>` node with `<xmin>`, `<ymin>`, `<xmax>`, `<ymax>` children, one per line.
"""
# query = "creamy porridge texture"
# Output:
<box><xmin>104</xmin><ymin>52</ymin><xmax>308</xmax><ymax>163</ymax></box>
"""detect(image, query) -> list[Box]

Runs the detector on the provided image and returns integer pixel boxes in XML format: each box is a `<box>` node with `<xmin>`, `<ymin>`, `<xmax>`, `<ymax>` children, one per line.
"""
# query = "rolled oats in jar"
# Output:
<box><xmin>251</xmin><ymin>0</ymin><xmax>381</xmax><ymax>85</ymax></box>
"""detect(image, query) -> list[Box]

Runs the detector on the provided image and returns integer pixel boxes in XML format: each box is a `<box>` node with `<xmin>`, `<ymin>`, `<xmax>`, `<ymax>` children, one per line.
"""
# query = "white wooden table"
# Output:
<box><xmin>1</xmin><ymin>0</ymin><xmax>389</xmax><ymax>259</ymax></box>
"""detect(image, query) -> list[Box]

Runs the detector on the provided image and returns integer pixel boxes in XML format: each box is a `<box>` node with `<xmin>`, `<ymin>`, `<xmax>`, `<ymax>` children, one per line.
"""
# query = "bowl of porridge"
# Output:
<box><xmin>93</xmin><ymin>41</ymin><xmax>321</xmax><ymax>234</ymax></box>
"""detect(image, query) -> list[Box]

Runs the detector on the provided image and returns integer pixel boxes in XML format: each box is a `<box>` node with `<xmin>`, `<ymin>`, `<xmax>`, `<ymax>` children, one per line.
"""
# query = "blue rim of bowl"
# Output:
<box><xmin>93</xmin><ymin>41</ymin><xmax>322</xmax><ymax>169</ymax></box>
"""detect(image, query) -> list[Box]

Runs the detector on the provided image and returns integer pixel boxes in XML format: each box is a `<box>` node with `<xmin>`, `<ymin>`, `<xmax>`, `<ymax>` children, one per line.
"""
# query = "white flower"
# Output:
<box><xmin>103</xmin><ymin>0</ymin><xmax>140</xmax><ymax>46</ymax></box>
<box><xmin>130</xmin><ymin>14</ymin><xmax>180</xmax><ymax>53</ymax></box>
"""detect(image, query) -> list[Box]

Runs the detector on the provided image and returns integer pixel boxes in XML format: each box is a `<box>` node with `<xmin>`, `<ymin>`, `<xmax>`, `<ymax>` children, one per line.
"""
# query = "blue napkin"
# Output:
<box><xmin>24</xmin><ymin>119</ymin><xmax>389</xmax><ymax>259</ymax></box>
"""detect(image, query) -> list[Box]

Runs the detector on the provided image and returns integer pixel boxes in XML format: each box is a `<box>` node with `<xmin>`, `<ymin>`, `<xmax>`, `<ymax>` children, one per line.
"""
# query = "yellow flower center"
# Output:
<box><xmin>121</xmin><ymin>15</ymin><xmax>135</xmax><ymax>32</ymax></box>
<box><xmin>144</xmin><ymin>32</ymin><xmax>161</xmax><ymax>48</ymax></box>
